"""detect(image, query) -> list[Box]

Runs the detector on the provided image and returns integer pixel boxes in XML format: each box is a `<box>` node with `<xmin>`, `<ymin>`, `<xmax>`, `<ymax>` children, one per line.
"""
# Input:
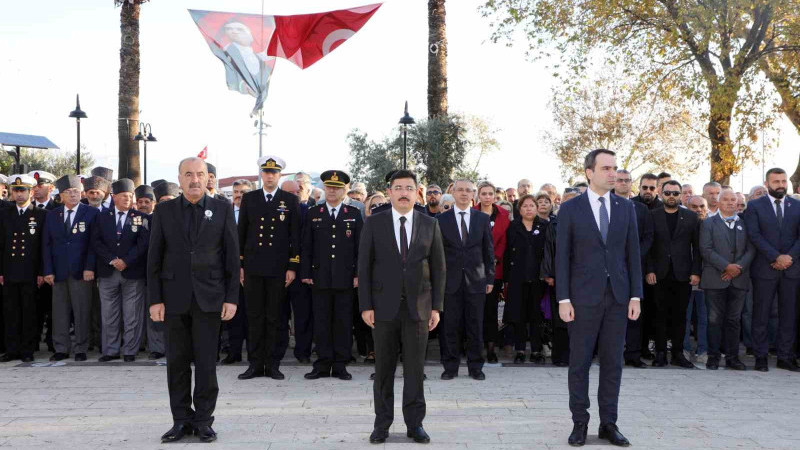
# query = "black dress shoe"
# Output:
<box><xmin>305</xmin><ymin>369</ymin><xmax>330</xmax><ymax>380</ymax></box>
<box><xmin>513</xmin><ymin>352</ymin><xmax>525</xmax><ymax>364</ymax></box>
<box><xmin>50</xmin><ymin>352</ymin><xmax>68</xmax><ymax>361</ymax></box>
<box><xmin>487</xmin><ymin>352</ymin><xmax>498</xmax><ymax>364</ymax></box>
<box><xmin>440</xmin><ymin>371</ymin><xmax>456</xmax><ymax>380</ymax></box>
<box><xmin>553</xmin><ymin>361</ymin><xmax>569</xmax><ymax>367</ymax></box>
<box><xmin>98</xmin><ymin>355</ymin><xmax>120</xmax><ymax>362</ymax></box>
<box><xmin>469</xmin><ymin>370</ymin><xmax>486</xmax><ymax>380</ymax></box>
<box><xmin>0</xmin><ymin>353</ymin><xmax>19</xmax><ymax>362</ymax></box>
<box><xmin>625</xmin><ymin>359</ymin><xmax>647</xmax><ymax>368</ymax></box>
<box><xmin>238</xmin><ymin>366</ymin><xmax>265</xmax><ymax>380</ymax></box>
<box><xmin>124</xmin><ymin>355</ymin><xmax>136</xmax><ymax>362</ymax></box>
<box><xmin>74</xmin><ymin>353</ymin><xmax>87</xmax><ymax>362</ymax></box>
<box><xmin>598</xmin><ymin>423</ymin><xmax>630</xmax><ymax>446</ymax></box>
<box><xmin>195</xmin><ymin>425</ymin><xmax>217</xmax><ymax>443</ymax></box>
<box><xmin>161</xmin><ymin>423</ymin><xmax>194</xmax><ymax>443</ymax></box>
<box><xmin>754</xmin><ymin>357</ymin><xmax>769</xmax><ymax>372</ymax></box>
<box><xmin>568</xmin><ymin>422</ymin><xmax>587</xmax><ymax>446</ymax></box>
<box><xmin>220</xmin><ymin>354</ymin><xmax>242</xmax><ymax>365</ymax></box>
<box><xmin>407</xmin><ymin>426</ymin><xmax>430</xmax><ymax>443</ymax></box>
<box><xmin>530</xmin><ymin>352</ymin><xmax>545</xmax><ymax>364</ymax></box>
<box><xmin>670</xmin><ymin>353</ymin><xmax>694</xmax><ymax>369</ymax></box>
<box><xmin>149</xmin><ymin>352</ymin><xmax>165</xmax><ymax>360</ymax></box>
<box><xmin>776</xmin><ymin>359</ymin><xmax>800</xmax><ymax>372</ymax></box>
<box><xmin>369</xmin><ymin>372</ymin><xmax>376</xmax><ymax>380</ymax></box>
<box><xmin>706</xmin><ymin>357</ymin><xmax>720</xmax><ymax>370</ymax></box>
<box><xmin>332</xmin><ymin>370</ymin><xmax>352</xmax><ymax>380</ymax></box>
<box><xmin>725</xmin><ymin>357</ymin><xmax>746</xmax><ymax>371</ymax></box>
<box><xmin>266</xmin><ymin>368</ymin><xmax>285</xmax><ymax>380</ymax></box>
<box><xmin>297</xmin><ymin>357</ymin><xmax>311</xmax><ymax>364</ymax></box>
<box><xmin>369</xmin><ymin>428</ymin><xmax>388</xmax><ymax>443</ymax></box>
<box><xmin>652</xmin><ymin>352</ymin><xmax>667</xmax><ymax>367</ymax></box>
<box><xmin>21</xmin><ymin>355</ymin><xmax>33</xmax><ymax>363</ymax></box>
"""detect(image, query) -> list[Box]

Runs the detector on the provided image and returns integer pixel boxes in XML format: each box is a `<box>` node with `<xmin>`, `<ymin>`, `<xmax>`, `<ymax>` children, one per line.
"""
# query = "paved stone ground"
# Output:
<box><xmin>0</xmin><ymin>349</ymin><xmax>798</xmax><ymax>450</ymax></box>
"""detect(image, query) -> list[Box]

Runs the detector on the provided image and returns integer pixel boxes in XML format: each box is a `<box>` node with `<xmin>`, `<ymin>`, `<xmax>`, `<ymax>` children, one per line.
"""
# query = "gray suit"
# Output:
<box><xmin>698</xmin><ymin>215</ymin><xmax>755</xmax><ymax>359</ymax></box>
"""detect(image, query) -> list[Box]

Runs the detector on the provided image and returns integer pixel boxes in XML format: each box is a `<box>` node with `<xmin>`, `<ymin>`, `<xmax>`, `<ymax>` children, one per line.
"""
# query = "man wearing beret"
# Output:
<box><xmin>0</xmin><ymin>175</ymin><xmax>47</xmax><ymax>362</ymax></box>
<box><xmin>43</xmin><ymin>175</ymin><xmax>99</xmax><ymax>361</ymax></box>
<box><xmin>238</xmin><ymin>155</ymin><xmax>301</xmax><ymax>380</ymax></box>
<box><xmin>91</xmin><ymin>179</ymin><xmax>150</xmax><ymax>362</ymax></box>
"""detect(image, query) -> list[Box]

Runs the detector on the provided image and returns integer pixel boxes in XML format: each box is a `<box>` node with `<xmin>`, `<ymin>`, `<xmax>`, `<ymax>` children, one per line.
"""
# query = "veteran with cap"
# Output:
<box><xmin>82</xmin><ymin>176</ymin><xmax>111</xmax><ymax>210</ymax></box>
<box><xmin>42</xmin><ymin>175</ymin><xmax>99</xmax><ymax>361</ymax></box>
<box><xmin>0</xmin><ymin>175</ymin><xmax>47</xmax><ymax>362</ymax></box>
<box><xmin>302</xmin><ymin>170</ymin><xmax>363</xmax><ymax>380</ymax></box>
<box><xmin>91</xmin><ymin>166</ymin><xmax>115</xmax><ymax>209</ymax></box>
<box><xmin>132</xmin><ymin>184</ymin><xmax>162</xmax><ymax>358</ymax></box>
<box><xmin>206</xmin><ymin>163</ymin><xmax>228</xmax><ymax>202</ymax></box>
<box><xmin>238</xmin><ymin>155</ymin><xmax>301</xmax><ymax>380</ymax></box>
<box><xmin>154</xmin><ymin>182</ymin><xmax>181</xmax><ymax>204</ymax></box>
<box><xmin>91</xmin><ymin>179</ymin><xmax>150</xmax><ymax>362</ymax></box>
<box><xmin>135</xmin><ymin>185</ymin><xmax>155</xmax><ymax>215</ymax></box>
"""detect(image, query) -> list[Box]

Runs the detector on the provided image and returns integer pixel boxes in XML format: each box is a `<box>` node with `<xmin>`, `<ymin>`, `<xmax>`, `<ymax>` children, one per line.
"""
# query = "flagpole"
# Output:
<box><xmin>255</xmin><ymin>109</ymin><xmax>271</xmax><ymax>189</ymax></box>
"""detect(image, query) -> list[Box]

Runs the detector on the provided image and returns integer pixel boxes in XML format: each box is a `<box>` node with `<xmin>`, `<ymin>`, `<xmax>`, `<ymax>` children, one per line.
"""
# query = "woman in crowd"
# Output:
<box><xmin>504</xmin><ymin>194</ymin><xmax>549</xmax><ymax>364</ymax></box>
<box><xmin>440</xmin><ymin>194</ymin><xmax>455</xmax><ymax>212</ymax></box>
<box><xmin>365</xmin><ymin>193</ymin><xmax>387</xmax><ymax>217</ymax></box>
<box><xmin>475</xmin><ymin>181</ymin><xmax>510</xmax><ymax>363</ymax></box>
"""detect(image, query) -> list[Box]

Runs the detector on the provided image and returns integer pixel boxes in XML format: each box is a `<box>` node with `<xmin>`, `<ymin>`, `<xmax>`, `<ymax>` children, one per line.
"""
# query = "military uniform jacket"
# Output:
<box><xmin>0</xmin><ymin>204</ymin><xmax>47</xmax><ymax>283</ymax></box>
<box><xmin>300</xmin><ymin>203</ymin><xmax>363</xmax><ymax>290</ymax></box>
<box><xmin>90</xmin><ymin>208</ymin><xmax>151</xmax><ymax>279</ymax></box>
<box><xmin>238</xmin><ymin>188</ymin><xmax>301</xmax><ymax>276</ymax></box>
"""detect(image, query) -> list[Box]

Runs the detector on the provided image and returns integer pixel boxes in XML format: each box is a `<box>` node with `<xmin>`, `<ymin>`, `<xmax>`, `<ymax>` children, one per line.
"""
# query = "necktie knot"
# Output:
<box><xmin>267</xmin><ymin>194</ymin><xmax>273</xmax><ymax>202</ymax></box>
<box><xmin>598</xmin><ymin>197</ymin><xmax>605</xmax><ymax>204</ymax></box>
<box><xmin>775</xmin><ymin>199</ymin><xmax>781</xmax><ymax>205</ymax></box>
<box><xmin>37</xmin><ymin>204</ymin><xmax>44</xmax><ymax>208</ymax></box>
<box><xmin>400</xmin><ymin>216</ymin><xmax>407</xmax><ymax>225</ymax></box>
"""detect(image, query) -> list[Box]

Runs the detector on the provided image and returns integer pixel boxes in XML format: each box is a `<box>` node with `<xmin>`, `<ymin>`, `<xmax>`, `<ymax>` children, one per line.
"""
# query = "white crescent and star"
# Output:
<box><xmin>322</xmin><ymin>29</ymin><xmax>356</xmax><ymax>56</ymax></box>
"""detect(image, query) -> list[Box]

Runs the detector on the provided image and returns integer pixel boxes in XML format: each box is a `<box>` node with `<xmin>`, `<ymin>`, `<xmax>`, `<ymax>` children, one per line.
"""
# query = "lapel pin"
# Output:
<box><xmin>204</xmin><ymin>210</ymin><xmax>213</xmax><ymax>220</ymax></box>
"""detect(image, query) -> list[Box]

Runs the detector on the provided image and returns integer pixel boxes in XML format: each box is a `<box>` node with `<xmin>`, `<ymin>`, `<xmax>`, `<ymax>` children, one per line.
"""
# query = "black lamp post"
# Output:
<box><xmin>398</xmin><ymin>101</ymin><xmax>416</xmax><ymax>170</ymax></box>
<box><xmin>134</xmin><ymin>123</ymin><xmax>157</xmax><ymax>184</ymax></box>
<box><xmin>68</xmin><ymin>94</ymin><xmax>87</xmax><ymax>174</ymax></box>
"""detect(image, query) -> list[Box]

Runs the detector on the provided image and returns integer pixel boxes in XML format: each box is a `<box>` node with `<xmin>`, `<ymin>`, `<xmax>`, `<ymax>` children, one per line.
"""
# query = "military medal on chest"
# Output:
<box><xmin>279</xmin><ymin>201</ymin><xmax>286</xmax><ymax>221</ymax></box>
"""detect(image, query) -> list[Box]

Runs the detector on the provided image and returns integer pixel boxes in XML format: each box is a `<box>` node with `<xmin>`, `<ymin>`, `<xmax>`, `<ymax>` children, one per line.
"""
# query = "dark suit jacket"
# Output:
<box><xmin>300</xmin><ymin>203</ymin><xmax>362</xmax><ymax>290</ymax></box>
<box><xmin>91</xmin><ymin>208</ymin><xmax>150</xmax><ymax>279</ymax></box>
<box><xmin>699</xmin><ymin>215</ymin><xmax>756</xmax><ymax>290</ymax></box>
<box><xmin>555</xmin><ymin>192</ymin><xmax>642</xmax><ymax>305</ymax></box>
<box><xmin>238</xmin><ymin>188</ymin><xmax>301</xmax><ymax>277</ymax></box>
<box><xmin>358</xmin><ymin>209</ymin><xmax>446</xmax><ymax>322</ymax></box>
<box><xmin>0</xmin><ymin>204</ymin><xmax>47</xmax><ymax>282</ymax></box>
<box><xmin>647</xmin><ymin>207</ymin><xmax>701</xmax><ymax>282</ymax></box>
<box><xmin>633</xmin><ymin>201</ymin><xmax>654</xmax><ymax>268</ymax></box>
<box><xmin>437</xmin><ymin>208</ymin><xmax>495</xmax><ymax>294</ymax></box>
<box><xmin>744</xmin><ymin>195</ymin><xmax>800</xmax><ymax>280</ymax></box>
<box><xmin>42</xmin><ymin>203</ymin><xmax>99</xmax><ymax>282</ymax></box>
<box><xmin>147</xmin><ymin>195</ymin><xmax>239</xmax><ymax>314</ymax></box>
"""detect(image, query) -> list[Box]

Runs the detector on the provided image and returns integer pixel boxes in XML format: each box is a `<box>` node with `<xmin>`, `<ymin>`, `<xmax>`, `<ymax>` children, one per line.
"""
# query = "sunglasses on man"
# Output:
<box><xmin>640</xmin><ymin>186</ymin><xmax>656</xmax><ymax>191</ymax></box>
<box><xmin>662</xmin><ymin>190</ymin><xmax>681</xmax><ymax>197</ymax></box>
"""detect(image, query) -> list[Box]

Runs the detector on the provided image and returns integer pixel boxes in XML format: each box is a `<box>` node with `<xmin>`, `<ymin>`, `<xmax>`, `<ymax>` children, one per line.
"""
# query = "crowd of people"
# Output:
<box><xmin>0</xmin><ymin>159</ymin><xmax>797</xmax><ymax>377</ymax></box>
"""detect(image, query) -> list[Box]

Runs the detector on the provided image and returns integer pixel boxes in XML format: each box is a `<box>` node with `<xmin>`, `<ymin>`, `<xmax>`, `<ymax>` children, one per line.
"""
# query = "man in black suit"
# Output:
<box><xmin>301</xmin><ymin>170</ymin><xmax>362</xmax><ymax>381</ymax></box>
<box><xmin>556</xmin><ymin>149</ymin><xmax>642</xmax><ymax>447</ymax></box>
<box><xmin>437</xmin><ymin>179</ymin><xmax>494</xmax><ymax>380</ymax></box>
<box><xmin>359</xmin><ymin>169</ymin><xmax>445</xmax><ymax>444</ymax></box>
<box><xmin>646</xmin><ymin>180</ymin><xmax>701</xmax><ymax>369</ymax></box>
<box><xmin>237</xmin><ymin>155</ymin><xmax>301</xmax><ymax>381</ymax></box>
<box><xmin>147</xmin><ymin>157</ymin><xmax>239</xmax><ymax>443</ymax></box>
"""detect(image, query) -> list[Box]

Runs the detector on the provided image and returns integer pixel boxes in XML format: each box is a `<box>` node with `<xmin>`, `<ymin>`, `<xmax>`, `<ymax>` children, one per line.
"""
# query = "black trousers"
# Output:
<box><xmin>483</xmin><ymin>279</ymin><xmax>502</xmax><ymax>346</ymax></box>
<box><xmin>226</xmin><ymin>285</ymin><xmax>249</xmax><ymax>359</ymax></box>
<box><xmin>653</xmin><ymin>278</ymin><xmax>691</xmax><ymax>355</ymax></box>
<box><xmin>3</xmin><ymin>282</ymin><xmax>37</xmax><ymax>356</ymax></box>
<box><xmin>312</xmin><ymin>287</ymin><xmax>353</xmax><ymax>373</ymax></box>
<box><xmin>624</xmin><ymin>277</ymin><xmax>648</xmax><ymax>361</ymax></box>
<box><xmin>245</xmin><ymin>275</ymin><xmax>284</xmax><ymax>370</ymax></box>
<box><xmin>752</xmin><ymin>276</ymin><xmax>798</xmax><ymax>360</ymax></box>
<box><xmin>440</xmin><ymin>286</ymin><xmax>485</xmax><ymax>373</ymax></box>
<box><xmin>568</xmin><ymin>280</ymin><xmax>627</xmax><ymax>425</ymax></box>
<box><xmin>704</xmin><ymin>286</ymin><xmax>746</xmax><ymax>359</ymax></box>
<box><xmin>353</xmin><ymin>289</ymin><xmax>374</xmax><ymax>356</ymax></box>
<box><xmin>640</xmin><ymin>282</ymin><xmax>655</xmax><ymax>354</ymax></box>
<box><xmin>35</xmin><ymin>283</ymin><xmax>53</xmax><ymax>350</ymax></box>
<box><xmin>514</xmin><ymin>281</ymin><xmax>545</xmax><ymax>352</ymax></box>
<box><xmin>165</xmin><ymin>298</ymin><xmax>221</xmax><ymax>428</ymax></box>
<box><xmin>372</xmin><ymin>301</ymin><xmax>428</xmax><ymax>431</ymax></box>
<box><xmin>287</xmin><ymin>279</ymin><xmax>313</xmax><ymax>359</ymax></box>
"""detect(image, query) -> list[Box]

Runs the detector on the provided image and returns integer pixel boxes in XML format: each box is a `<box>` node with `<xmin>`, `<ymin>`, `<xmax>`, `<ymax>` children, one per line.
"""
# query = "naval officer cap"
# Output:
<box><xmin>55</xmin><ymin>175</ymin><xmax>83</xmax><ymax>192</ymax></box>
<box><xmin>83</xmin><ymin>176</ymin><xmax>110</xmax><ymax>194</ymax></box>
<box><xmin>7</xmin><ymin>174</ymin><xmax>36</xmax><ymax>189</ymax></box>
<box><xmin>135</xmin><ymin>184</ymin><xmax>155</xmax><ymax>200</ymax></box>
<box><xmin>28</xmin><ymin>170</ymin><xmax>57</xmax><ymax>185</ymax></box>
<box><xmin>258</xmin><ymin>155</ymin><xmax>285</xmax><ymax>173</ymax></box>
<box><xmin>320</xmin><ymin>170</ymin><xmax>350</xmax><ymax>188</ymax></box>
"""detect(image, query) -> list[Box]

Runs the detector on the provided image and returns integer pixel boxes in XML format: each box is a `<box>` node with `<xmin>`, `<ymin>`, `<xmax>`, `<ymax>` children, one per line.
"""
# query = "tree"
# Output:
<box><xmin>0</xmin><ymin>146</ymin><xmax>95</xmax><ymax>177</ymax></box>
<box><xmin>545</xmin><ymin>73</ymin><xmax>705</xmax><ymax>184</ymax></box>
<box><xmin>116</xmin><ymin>0</ymin><xmax>148</xmax><ymax>185</ymax></box>
<box><xmin>347</xmin><ymin>131</ymin><xmax>405</xmax><ymax>194</ymax></box>
<box><xmin>428</xmin><ymin>0</ymin><xmax>448</xmax><ymax>118</ymax></box>
<box><xmin>481</xmin><ymin>0</ymin><xmax>800</xmax><ymax>184</ymax></box>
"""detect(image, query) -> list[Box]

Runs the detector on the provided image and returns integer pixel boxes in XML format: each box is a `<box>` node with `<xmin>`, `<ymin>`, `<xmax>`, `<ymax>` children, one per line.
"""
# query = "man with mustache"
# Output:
<box><xmin>632</xmin><ymin>173</ymin><xmax>663</xmax><ymax>211</ymax></box>
<box><xmin>744</xmin><ymin>167</ymin><xmax>800</xmax><ymax>372</ymax></box>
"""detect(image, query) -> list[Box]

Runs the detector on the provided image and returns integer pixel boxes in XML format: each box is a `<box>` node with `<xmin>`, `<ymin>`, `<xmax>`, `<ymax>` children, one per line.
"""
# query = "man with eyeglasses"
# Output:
<box><xmin>631</xmin><ymin>173</ymin><xmax>662</xmax><ymax>360</ymax></box>
<box><xmin>425</xmin><ymin>184</ymin><xmax>443</xmax><ymax>217</ymax></box>
<box><xmin>646</xmin><ymin>180</ymin><xmax>701</xmax><ymax>369</ymax></box>
<box><xmin>632</xmin><ymin>173</ymin><xmax>663</xmax><ymax>211</ymax></box>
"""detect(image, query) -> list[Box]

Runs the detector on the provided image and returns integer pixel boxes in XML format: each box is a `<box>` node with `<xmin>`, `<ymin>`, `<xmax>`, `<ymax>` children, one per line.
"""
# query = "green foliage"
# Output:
<box><xmin>0</xmin><ymin>145</ymin><xmax>95</xmax><ymax>177</ymax></box>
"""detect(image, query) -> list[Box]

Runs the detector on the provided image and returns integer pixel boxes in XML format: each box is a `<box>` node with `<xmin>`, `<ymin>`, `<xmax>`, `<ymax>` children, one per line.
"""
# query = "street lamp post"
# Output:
<box><xmin>134</xmin><ymin>123</ymin><xmax>157</xmax><ymax>184</ymax></box>
<box><xmin>398</xmin><ymin>101</ymin><xmax>416</xmax><ymax>170</ymax></box>
<box><xmin>68</xmin><ymin>94</ymin><xmax>87</xmax><ymax>174</ymax></box>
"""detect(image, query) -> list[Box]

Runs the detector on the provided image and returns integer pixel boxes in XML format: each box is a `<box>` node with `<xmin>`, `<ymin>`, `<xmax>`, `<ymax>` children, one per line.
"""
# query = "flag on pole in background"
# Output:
<box><xmin>198</xmin><ymin>146</ymin><xmax>208</xmax><ymax>159</ymax></box>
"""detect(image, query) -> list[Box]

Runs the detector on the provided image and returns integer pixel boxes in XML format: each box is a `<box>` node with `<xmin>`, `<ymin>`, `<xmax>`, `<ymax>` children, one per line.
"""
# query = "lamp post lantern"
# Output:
<box><xmin>134</xmin><ymin>123</ymin><xmax>157</xmax><ymax>184</ymax></box>
<box><xmin>398</xmin><ymin>101</ymin><xmax>416</xmax><ymax>170</ymax></box>
<box><xmin>68</xmin><ymin>94</ymin><xmax>87</xmax><ymax>174</ymax></box>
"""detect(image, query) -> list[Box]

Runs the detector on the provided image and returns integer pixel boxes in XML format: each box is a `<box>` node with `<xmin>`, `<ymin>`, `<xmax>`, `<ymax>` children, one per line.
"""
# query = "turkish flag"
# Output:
<box><xmin>267</xmin><ymin>3</ymin><xmax>382</xmax><ymax>69</ymax></box>
<box><xmin>198</xmin><ymin>146</ymin><xmax>208</xmax><ymax>159</ymax></box>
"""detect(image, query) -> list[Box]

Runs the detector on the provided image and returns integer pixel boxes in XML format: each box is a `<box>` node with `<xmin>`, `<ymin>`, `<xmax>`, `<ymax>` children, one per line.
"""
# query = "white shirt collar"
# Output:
<box><xmin>587</xmin><ymin>187</ymin><xmax>611</xmax><ymax>205</ymax></box>
<box><xmin>453</xmin><ymin>205</ymin><xmax>471</xmax><ymax>216</ymax></box>
<box><xmin>768</xmin><ymin>194</ymin><xmax>785</xmax><ymax>205</ymax></box>
<box><xmin>392</xmin><ymin>207</ymin><xmax>414</xmax><ymax>222</ymax></box>
<box><xmin>65</xmin><ymin>204</ymin><xmax>78</xmax><ymax>213</ymax></box>
<box><xmin>263</xmin><ymin>187</ymin><xmax>278</xmax><ymax>200</ymax></box>
<box><xmin>326</xmin><ymin>202</ymin><xmax>342</xmax><ymax>214</ymax></box>
<box><xmin>114</xmin><ymin>207</ymin><xmax>129</xmax><ymax>217</ymax></box>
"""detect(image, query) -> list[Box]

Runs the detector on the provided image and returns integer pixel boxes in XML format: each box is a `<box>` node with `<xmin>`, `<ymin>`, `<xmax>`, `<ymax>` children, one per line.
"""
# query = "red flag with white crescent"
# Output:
<box><xmin>198</xmin><ymin>146</ymin><xmax>208</xmax><ymax>159</ymax></box>
<box><xmin>266</xmin><ymin>3</ymin><xmax>382</xmax><ymax>69</ymax></box>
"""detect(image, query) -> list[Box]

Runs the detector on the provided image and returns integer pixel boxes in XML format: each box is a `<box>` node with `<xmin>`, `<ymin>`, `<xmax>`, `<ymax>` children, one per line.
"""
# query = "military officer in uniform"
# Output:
<box><xmin>238</xmin><ymin>156</ymin><xmax>301</xmax><ymax>380</ymax></box>
<box><xmin>29</xmin><ymin>170</ymin><xmax>57</xmax><ymax>353</ymax></box>
<box><xmin>28</xmin><ymin>171</ymin><xmax>58</xmax><ymax>210</ymax></box>
<box><xmin>0</xmin><ymin>174</ymin><xmax>47</xmax><ymax>362</ymax></box>
<box><xmin>302</xmin><ymin>170</ymin><xmax>363</xmax><ymax>380</ymax></box>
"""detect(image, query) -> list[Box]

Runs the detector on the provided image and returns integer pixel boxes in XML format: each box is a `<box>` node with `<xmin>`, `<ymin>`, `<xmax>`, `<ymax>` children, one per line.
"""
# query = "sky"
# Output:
<box><xmin>0</xmin><ymin>0</ymin><xmax>797</xmax><ymax>193</ymax></box>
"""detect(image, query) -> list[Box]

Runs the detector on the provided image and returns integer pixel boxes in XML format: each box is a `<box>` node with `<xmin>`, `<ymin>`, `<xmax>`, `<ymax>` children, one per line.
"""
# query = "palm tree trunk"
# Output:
<box><xmin>428</xmin><ymin>0</ymin><xmax>448</xmax><ymax>119</ymax></box>
<box><xmin>118</xmin><ymin>1</ymin><xmax>141</xmax><ymax>184</ymax></box>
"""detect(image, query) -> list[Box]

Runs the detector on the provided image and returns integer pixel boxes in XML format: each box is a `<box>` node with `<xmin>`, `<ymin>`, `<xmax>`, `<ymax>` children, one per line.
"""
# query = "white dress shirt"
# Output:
<box><xmin>35</xmin><ymin>200</ymin><xmax>48</xmax><ymax>209</ymax></box>
<box><xmin>64</xmin><ymin>205</ymin><xmax>78</xmax><ymax>229</ymax></box>
<box><xmin>326</xmin><ymin>202</ymin><xmax>342</xmax><ymax>220</ymax></box>
<box><xmin>391</xmin><ymin>208</ymin><xmax>414</xmax><ymax>254</ymax></box>
<box><xmin>234</xmin><ymin>206</ymin><xmax>240</xmax><ymax>224</ymax></box>
<box><xmin>114</xmin><ymin>207</ymin><xmax>129</xmax><ymax>229</ymax></box>
<box><xmin>768</xmin><ymin>194</ymin><xmax>785</xmax><ymax>217</ymax></box>
<box><xmin>453</xmin><ymin>205</ymin><xmax>471</xmax><ymax>240</ymax></box>
<box><xmin>102</xmin><ymin>197</ymin><xmax>112</xmax><ymax>210</ymax></box>
<box><xmin>263</xmin><ymin>187</ymin><xmax>278</xmax><ymax>203</ymax></box>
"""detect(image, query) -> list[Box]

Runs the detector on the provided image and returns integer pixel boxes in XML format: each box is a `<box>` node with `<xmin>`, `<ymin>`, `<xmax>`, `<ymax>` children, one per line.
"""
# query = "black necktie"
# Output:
<box><xmin>267</xmin><ymin>194</ymin><xmax>273</xmax><ymax>203</ymax></box>
<box><xmin>399</xmin><ymin>216</ymin><xmax>408</xmax><ymax>263</ymax></box>
<box><xmin>64</xmin><ymin>210</ymin><xmax>73</xmax><ymax>233</ymax></box>
<box><xmin>37</xmin><ymin>203</ymin><xmax>44</xmax><ymax>209</ymax></box>
<box><xmin>18</xmin><ymin>209</ymin><xmax>23</xmax><ymax>217</ymax></box>
<box><xmin>331</xmin><ymin>207</ymin><xmax>336</xmax><ymax>221</ymax></box>
<box><xmin>775</xmin><ymin>199</ymin><xmax>783</xmax><ymax>228</ymax></box>
<box><xmin>116</xmin><ymin>212</ymin><xmax>125</xmax><ymax>237</ymax></box>
<box><xmin>459</xmin><ymin>211</ymin><xmax>468</xmax><ymax>245</ymax></box>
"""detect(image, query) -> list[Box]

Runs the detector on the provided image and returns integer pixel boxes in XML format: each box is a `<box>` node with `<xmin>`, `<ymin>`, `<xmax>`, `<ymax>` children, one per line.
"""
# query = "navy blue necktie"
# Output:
<box><xmin>598</xmin><ymin>197</ymin><xmax>609</xmax><ymax>243</ymax></box>
<box><xmin>116</xmin><ymin>212</ymin><xmax>124</xmax><ymax>238</ymax></box>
